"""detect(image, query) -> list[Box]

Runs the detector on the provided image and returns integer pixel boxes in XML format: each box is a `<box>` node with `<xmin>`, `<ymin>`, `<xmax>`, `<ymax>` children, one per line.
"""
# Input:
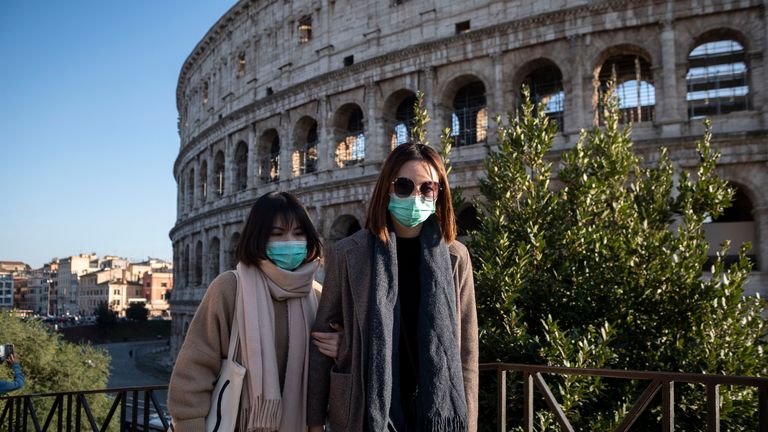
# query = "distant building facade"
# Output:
<box><xmin>142</xmin><ymin>271</ymin><xmax>173</xmax><ymax>318</ymax></box>
<box><xmin>170</xmin><ymin>0</ymin><xmax>768</xmax><ymax>359</ymax></box>
<box><xmin>56</xmin><ymin>254</ymin><xmax>98</xmax><ymax>316</ymax></box>
<box><xmin>27</xmin><ymin>266</ymin><xmax>55</xmax><ymax>315</ymax></box>
<box><xmin>0</xmin><ymin>273</ymin><xmax>13</xmax><ymax>310</ymax></box>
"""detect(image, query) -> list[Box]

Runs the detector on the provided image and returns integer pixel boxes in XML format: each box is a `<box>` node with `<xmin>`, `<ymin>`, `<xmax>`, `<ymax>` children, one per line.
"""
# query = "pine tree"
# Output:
<box><xmin>471</xmin><ymin>87</ymin><xmax>768</xmax><ymax>430</ymax></box>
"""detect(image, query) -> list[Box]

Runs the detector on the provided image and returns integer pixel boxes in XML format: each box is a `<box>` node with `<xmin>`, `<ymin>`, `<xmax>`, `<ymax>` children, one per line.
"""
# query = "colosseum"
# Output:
<box><xmin>169</xmin><ymin>0</ymin><xmax>768</xmax><ymax>357</ymax></box>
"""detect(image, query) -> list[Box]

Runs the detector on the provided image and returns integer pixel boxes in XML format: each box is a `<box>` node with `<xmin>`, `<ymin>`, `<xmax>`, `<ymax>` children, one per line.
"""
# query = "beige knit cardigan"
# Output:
<box><xmin>168</xmin><ymin>271</ymin><xmax>320</xmax><ymax>432</ymax></box>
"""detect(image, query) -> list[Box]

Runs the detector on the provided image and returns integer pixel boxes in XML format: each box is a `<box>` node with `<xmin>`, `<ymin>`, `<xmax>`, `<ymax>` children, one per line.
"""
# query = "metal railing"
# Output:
<box><xmin>4</xmin><ymin>365</ymin><xmax>768</xmax><ymax>431</ymax></box>
<box><xmin>0</xmin><ymin>385</ymin><xmax>169</xmax><ymax>432</ymax></box>
<box><xmin>480</xmin><ymin>363</ymin><xmax>768</xmax><ymax>432</ymax></box>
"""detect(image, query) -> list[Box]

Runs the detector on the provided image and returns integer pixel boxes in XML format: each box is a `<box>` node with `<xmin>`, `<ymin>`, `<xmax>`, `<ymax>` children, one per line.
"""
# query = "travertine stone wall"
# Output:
<box><xmin>170</xmin><ymin>0</ymin><xmax>768</xmax><ymax>359</ymax></box>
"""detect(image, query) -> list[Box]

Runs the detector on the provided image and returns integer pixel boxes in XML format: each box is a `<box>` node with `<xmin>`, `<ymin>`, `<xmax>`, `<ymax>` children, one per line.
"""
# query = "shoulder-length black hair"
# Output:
<box><xmin>236</xmin><ymin>191</ymin><xmax>322</xmax><ymax>266</ymax></box>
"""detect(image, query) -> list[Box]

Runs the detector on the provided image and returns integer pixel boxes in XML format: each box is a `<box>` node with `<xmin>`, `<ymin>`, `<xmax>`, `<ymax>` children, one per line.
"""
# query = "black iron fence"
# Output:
<box><xmin>3</xmin><ymin>365</ymin><xmax>768</xmax><ymax>431</ymax></box>
<box><xmin>480</xmin><ymin>363</ymin><xmax>768</xmax><ymax>432</ymax></box>
<box><xmin>0</xmin><ymin>385</ymin><xmax>169</xmax><ymax>432</ymax></box>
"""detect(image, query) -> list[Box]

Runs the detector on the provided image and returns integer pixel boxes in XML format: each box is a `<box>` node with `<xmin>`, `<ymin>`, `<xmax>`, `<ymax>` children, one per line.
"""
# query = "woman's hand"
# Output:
<box><xmin>6</xmin><ymin>353</ymin><xmax>18</xmax><ymax>366</ymax></box>
<box><xmin>311</xmin><ymin>323</ymin><xmax>343</xmax><ymax>359</ymax></box>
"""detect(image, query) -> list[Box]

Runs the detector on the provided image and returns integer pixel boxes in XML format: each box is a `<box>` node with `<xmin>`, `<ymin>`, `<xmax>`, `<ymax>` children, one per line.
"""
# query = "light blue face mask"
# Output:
<box><xmin>266</xmin><ymin>240</ymin><xmax>308</xmax><ymax>271</ymax></box>
<box><xmin>387</xmin><ymin>194</ymin><xmax>436</xmax><ymax>228</ymax></box>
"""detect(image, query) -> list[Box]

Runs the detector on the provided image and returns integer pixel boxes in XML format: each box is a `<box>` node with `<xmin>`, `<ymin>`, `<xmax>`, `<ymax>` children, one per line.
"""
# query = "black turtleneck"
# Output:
<box><xmin>396</xmin><ymin>235</ymin><xmax>421</xmax><ymax>426</ymax></box>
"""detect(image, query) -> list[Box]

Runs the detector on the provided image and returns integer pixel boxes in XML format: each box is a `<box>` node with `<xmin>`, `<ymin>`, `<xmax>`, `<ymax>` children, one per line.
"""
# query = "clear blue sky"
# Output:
<box><xmin>0</xmin><ymin>1</ymin><xmax>236</xmax><ymax>268</ymax></box>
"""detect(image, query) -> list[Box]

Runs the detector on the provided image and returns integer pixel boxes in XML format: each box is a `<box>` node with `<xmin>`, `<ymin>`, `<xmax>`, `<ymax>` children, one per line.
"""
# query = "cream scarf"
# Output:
<box><xmin>235</xmin><ymin>259</ymin><xmax>319</xmax><ymax>432</ymax></box>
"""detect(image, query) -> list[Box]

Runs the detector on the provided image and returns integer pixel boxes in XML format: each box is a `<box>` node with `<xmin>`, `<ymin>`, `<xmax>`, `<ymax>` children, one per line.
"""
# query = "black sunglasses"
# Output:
<box><xmin>392</xmin><ymin>177</ymin><xmax>442</xmax><ymax>201</ymax></box>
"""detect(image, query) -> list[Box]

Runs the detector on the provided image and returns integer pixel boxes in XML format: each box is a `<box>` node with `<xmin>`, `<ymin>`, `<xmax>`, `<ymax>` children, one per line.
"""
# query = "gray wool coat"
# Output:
<box><xmin>307</xmin><ymin>229</ymin><xmax>479</xmax><ymax>432</ymax></box>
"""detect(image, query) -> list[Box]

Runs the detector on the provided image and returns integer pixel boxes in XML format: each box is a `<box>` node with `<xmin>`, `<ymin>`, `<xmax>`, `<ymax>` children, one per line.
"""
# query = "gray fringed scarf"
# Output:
<box><xmin>367</xmin><ymin>216</ymin><xmax>468</xmax><ymax>432</ymax></box>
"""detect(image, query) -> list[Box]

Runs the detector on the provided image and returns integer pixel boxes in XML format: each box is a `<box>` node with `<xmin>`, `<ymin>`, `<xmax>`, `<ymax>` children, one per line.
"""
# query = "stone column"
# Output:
<box><xmin>317</xmin><ymin>96</ymin><xmax>335</xmax><ymax>172</ymax></box>
<box><xmin>567</xmin><ymin>35</ymin><xmax>586</xmax><ymax>133</ymax></box>
<box><xmin>488</xmin><ymin>52</ymin><xmax>504</xmax><ymax>146</ymax></box>
<box><xmin>278</xmin><ymin>115</ymin><xmax>292</xmax><ymax>182</ymax></box>
<box><xmin>247</xmin><ymin>125</ymin><xmax>258</xmax><ymax>189</ymax></box>
<box><xmin>753</xmin><ymin>206</ymin><xmax>768</xmax><ymax>273</ymax></box>
<box><xmin>659</xmin><ymin>18</ymin><xmax>682</xmax><ymax>132</ymax></box>
<box><xmin>423</xmin><ymin>67</ymin><xmax>442</xmax><ymax>148</ymax></box>
<box><xmin>190</xmin><ymin>158</ymin><xmax>199</xmax><ymax>212</ymax></box>
<box><xmin>762</xmin><ymin>5</ymin><xmax>768</xmax><ymax>124</ymax></box>
<box><xmin>365</xmin><ymin>82</ymin><xmax>385</xmax><ymax>162</ymax></box>
<box><xmin>224</xmin><ymin>134</ymin><xmax>234</xmax><ymax>196</ymax></box>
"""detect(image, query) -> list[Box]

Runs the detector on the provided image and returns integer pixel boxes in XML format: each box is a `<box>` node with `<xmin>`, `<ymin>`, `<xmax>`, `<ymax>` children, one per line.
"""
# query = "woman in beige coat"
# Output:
<box><xmin>308</xmin><ymin>143</ymin><xmax>478</xmax><ymax>432</ymax></box>
<box><xmin>169</xmin><ymin>191</ymin><xmax>340</xmax><ymax>432</ymax></box>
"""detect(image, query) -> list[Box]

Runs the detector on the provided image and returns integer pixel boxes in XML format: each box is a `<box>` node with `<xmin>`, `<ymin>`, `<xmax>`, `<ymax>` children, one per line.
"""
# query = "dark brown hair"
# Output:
<box><xmin>365</xmin><ymin>143</ymin><xmax>456</xmax><ymax>244</ymax></box>
<box><xmin>236</xmin><ymin>191</ymin><xmax>322</xmax><ymax>266</ymax></box>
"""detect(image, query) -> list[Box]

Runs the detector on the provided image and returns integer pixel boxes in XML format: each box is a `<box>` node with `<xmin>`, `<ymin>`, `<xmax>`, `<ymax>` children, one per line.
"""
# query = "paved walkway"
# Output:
<box><xmin>102</xmin><ymin>339</ymin><xmax>170</xmax><ymax>388</ymax></box>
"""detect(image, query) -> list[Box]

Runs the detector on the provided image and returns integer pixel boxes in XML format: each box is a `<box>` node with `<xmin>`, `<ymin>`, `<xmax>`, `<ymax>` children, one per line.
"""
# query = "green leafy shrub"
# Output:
<box><xmin>471</xmin><ymin>87</ymin><xmax>767</xmax><ymax>430</ymax></box>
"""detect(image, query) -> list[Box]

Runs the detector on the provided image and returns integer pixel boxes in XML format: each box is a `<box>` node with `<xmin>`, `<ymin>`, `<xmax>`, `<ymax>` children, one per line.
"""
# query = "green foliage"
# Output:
<box><xmin>0</xmin><ymin>312</ymin><xmax>115</xmax><ymax>429</ymax></box>
<box><xmin>409</xmin><ymin>90</ymin><xmax>466</xmax><ymax>213</ymax></box>
<box><xmin>125</xmin><ymin>302</ymin><xmax>149</xmax><ymax>322</ymax></box>
<box><xmin>95</xmin><ymin>301</ymin><xmax>117</xmax><ymax>327</ymax></box>
<box><xmin>472</xmin><ymin>86</ymin><xmax>768</xmax><ymax>430</ymax></box>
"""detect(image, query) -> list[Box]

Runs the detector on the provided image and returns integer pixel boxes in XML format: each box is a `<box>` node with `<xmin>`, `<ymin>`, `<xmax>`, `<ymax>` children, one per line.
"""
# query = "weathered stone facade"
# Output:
<box><xmin>170</xmin><ymin>0</ymin><xmax>768</xmax><ymax>359</ymax></box>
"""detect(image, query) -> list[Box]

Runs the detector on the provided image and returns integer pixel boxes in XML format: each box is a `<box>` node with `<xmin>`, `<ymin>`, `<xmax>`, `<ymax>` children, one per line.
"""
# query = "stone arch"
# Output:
<box><xmin>686</xmin><ymin>28</ymin><xmax>750</xmax><ymax>118</ymax></box>
<box><xmin>258</xmin><ymin>129</ymin><xmax>280</xmax><ymax>183</ymax></box>
<box><xmin>445</xmin><ymin>77</ymin><xmax>488</xmax><ymax>147</ymax></box>
<box><xmin>704</xmin><ymin>182</ymin><xmax>759</xmax><ymax>270</ymax></box>
<box><xmin>382</xmin><ymin>89</ymin><xmax>418</xmax><ymax>149</ymax></box>
<box><xmin>514</xmin><ymin>58</ymin><xmax>565</xmax><ymax>131</ymax></box>
<box><xmin>593</xmin><ymin>45</ymin><xmax>656</xmax><ymax>124</ymax></box>
<box><xmin>292</xmin><ymin>116</ymin><xmax>319</xmax><ymax>176</ymax></box>
<box><xmin>234</xmin><ymin>140</ymin><xmax>248</xmax><ymax>191</ymax></box>
<box><xmin>329</xmin><ymin>214</ymin><xmax>362</xmax><ymax>241</ymax></box>
<box><xmin>457</xmin><ymin>204</ymin><xmax>482</xmax><ymax>237</ymax></box>
<box><xmin>332</xmin><ymin>103</ymin><xmax>366</xmax><ymax>167</ymax></box>
<box><xmin>213</xmin><ymin>151</ymin><xmax>225</xmax><ymax>196</ymax></box>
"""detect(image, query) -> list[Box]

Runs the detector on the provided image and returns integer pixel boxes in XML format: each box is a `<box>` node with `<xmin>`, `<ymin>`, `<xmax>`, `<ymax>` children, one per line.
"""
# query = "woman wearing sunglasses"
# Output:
<box><xmin>308</xmin><ymin>143</ymin><xmax>478</xmax><ymax>432</ymax></box>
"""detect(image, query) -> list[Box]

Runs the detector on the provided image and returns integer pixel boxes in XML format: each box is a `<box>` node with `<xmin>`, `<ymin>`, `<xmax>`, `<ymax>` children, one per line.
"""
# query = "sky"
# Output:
<box><xmin>0</xmin><ymin>1</ymin><xmax>236</xmax><ymax>268</ymax></box>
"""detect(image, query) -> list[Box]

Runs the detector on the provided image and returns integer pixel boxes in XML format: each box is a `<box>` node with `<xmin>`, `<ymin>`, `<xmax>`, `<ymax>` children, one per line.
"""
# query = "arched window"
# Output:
<box><xmin>293</xmin><ymin>120</ymin><xmax>318</xmax><ymax>176</ymax></box>
<box><xmin>235</xmin><ymin>141</ymin><xmax>248</xmax><ymax>191</ymax></box>
<box><xmin>208</xmin><ymin>237</ymin><xmax>220</xmax><ymax>281</ymax></box>
<box><xmin>704</xmin><ymin>186</ymin><xmax>757</xmax><ymax>270</ymax></box>
<box><xmin>457</xmin><ymin>205</ymin><xmax>482</xmax><ymax>236</ymax></box>
<box><xmin>336</xmin><ymin>107</ymin><xmax>365</xmax><ymax>167</ymax></box>
<box><xmin>228</xmin><ymin>233</ymin><xmax>241</xmax><ymax>270</ymax></box>
<box><xmin>391</xmin><ymin>95</ymin><xmax>418</xmax><ymax>148</ymax></box>
<box><xmin>203</xmin><ymin>81</ymin><xmax>209</xmax><ymax>105</ymax></box>
<box><xmin>214</xmin><ymin>151</ymin><xmax>225</xmax><ymax>196</ymax></box>
<box><xmin>686</xmin><ymin>38</ymin><xmax>749</xmax><ymax>119</ymax></box>
<box><xmin>259</xmin><ymin>131</ymin><xmax>280</xmax><ymax>183</ymax></box>
<box><xmin>329</xmin><ymin>215</ymin><xmax>362</xmax><ymax>242</ymax></box>
<box><xmin>199</xmin><ymin>160</ymin><xmax>208</xmax><ymax>205</ymax></box>
<box><xmin>451</xmin><ymin>81</ymin><xmax>487</xmax><ymax>147</ymax></box>
<box><xmin>521</xmin><ymin>63</ymin><xmax>564</xmax><ymax>131</ymax></box>
<box><xmin>194</xmin><ymin>241</ymin><xmax>203</xmax><ymax>286</ymax></box>
<box><xmin>186</xmin><ymin>169</ymin><xmax>195</xmax><ymax>211</ymax></box>
<box><xmin>598</xmin><ymin>54</ymin><xmax>655</xmax><ymax>124</ymax></box>
<box><xmin>237</xmin><ymin>52</ymin><xmax>246</xmax><ymax>78</ymax></box>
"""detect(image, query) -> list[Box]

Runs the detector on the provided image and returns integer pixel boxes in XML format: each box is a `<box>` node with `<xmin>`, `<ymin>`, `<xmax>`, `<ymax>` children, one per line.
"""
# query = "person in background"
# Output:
<box><xmin>308</xmin><ymin>143</ymin><xmax>478</xmax><ymax>432</ymax></box>
<box><xmin>0</xmin><ymin>353</ymin><xmax>25</xmax><ymax>394</ymax></box>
